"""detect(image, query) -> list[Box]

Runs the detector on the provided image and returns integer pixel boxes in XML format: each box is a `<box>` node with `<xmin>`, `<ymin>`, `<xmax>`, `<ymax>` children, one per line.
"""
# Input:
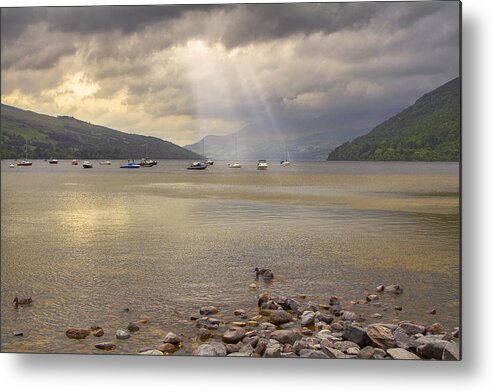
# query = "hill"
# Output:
<box><xmin>0</xmin><ymin>104</ymin><xmax>202</xmax><ymax>160</ymax></box>
<box><xmin>327</xmin><ymin>77</ymin><xmax>460</xmax><ymax>161</ymax></box>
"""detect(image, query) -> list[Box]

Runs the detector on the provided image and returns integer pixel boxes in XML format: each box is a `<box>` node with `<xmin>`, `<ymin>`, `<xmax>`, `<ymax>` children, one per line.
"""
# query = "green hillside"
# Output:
<box><xmin>0</xmin><ymin>104</ymin><xmax>202</xmax><ymax>160</ymax></box>
<box><xmin>327</xmin><ymin>77</ymin><xmax>460</xmax><ymax>161</ymax></box>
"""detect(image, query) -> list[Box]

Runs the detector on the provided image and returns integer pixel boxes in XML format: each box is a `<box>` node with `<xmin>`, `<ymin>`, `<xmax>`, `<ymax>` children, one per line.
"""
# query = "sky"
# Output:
<box><xmin>1</xmin><ymin>1</ymin><xmax>460</xmax><ymax>146</ymax></box>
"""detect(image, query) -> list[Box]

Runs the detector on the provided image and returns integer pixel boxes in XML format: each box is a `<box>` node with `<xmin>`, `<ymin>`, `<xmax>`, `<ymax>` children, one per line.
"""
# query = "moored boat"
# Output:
<box><xmin>72</xmin><ymin>159</ymin><xmax>78</xmax><ymax>165</ymax></box>
<box><xmin>82</xmin><ymin>161</ymin><xmax>93</xmax><ymax>169</ymax></box>
<box><xmin>17</xmin><ymin>142</ymin><xmax>32</xmax><ymax>166</ymax></box>
<box><xmin>120</xmin><ymin>160</ymin><xmax>140</xmax><ymax>169</ymax></box>
<box><xmin>139</xmin><ymin>158</ymin><xmax>157</xmax><ymax>167</ymax></box>
<box><xmin>187</xmin><ymin>161</ymin><xmax>207</xmax><ymax>170</ymax></box>
<box><xmin>49</xmin><ymin>159</ymin><xmax>58</xmax><ymax>164</ymax></box>
<box><xmin>9</xmin><ymin>163</ymin><xmax>14</xmax><ymax>168</ymax></box>
<box><xmin>280</xmin><ymin>160</ymin><xmax>290</xmax><ymax>166</ymax></box>
<box><xmin>257</xmin><ymin>160</ymin><xmax>268</xmax><ymax>170</ymax></box>
<box><xmin>99</xmin><ymin>160</ymin><xmax>112</xmax><ymax>165</ymax></box>
<box><xmin>228</xmin><ymin>163</ymin><xmax>242</xmax><ymax>168</ymax></box>
<box><xmin>205</xmin><ymin>159</ymin><xmax>214</xmax><ymax>166</ymax></box>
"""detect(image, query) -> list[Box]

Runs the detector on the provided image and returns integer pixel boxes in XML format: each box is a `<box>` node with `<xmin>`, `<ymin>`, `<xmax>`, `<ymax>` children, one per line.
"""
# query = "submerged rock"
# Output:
<box><xmin>200</xmin><ymin>306</ymin><xmax>219</xmax><ymax>315</ymax></box>
<box><xmin>127</xmin><ymin>323</ymin><xmax>140</xmax><ymax>332</ymax></box>
<box><xmin>116</xmin><ymin>330</ymin><xmax>131</xmax><ymax>340</ymax></box>
<box><xmin>158</xmin><ymin>343</ymin><xmax>179</xmax><ymax>354</ymax></box>
<box><xmin>384</xmin><ymin>285</ymin><xmax>403</xmax><ymax>294</ymax></box>
<box><xmin>222</xmin><ymin>327</ymin><xmax>246</xmax><ymax>344</ymax></box>
<box><xmin>66</xmin><ymin>328</ymin><xmax>91</xmax><ymax>339</ymax></box>
<box><xmin>95</xmin><ymin>342</ymin><xmax>116</xmax><ymax>351</ymax></box>
<box><xmin>270</xmin><ymin>309</ymin><xmax>293</xmax><ymax>325</ymax></box>
<box><xmin>91</xmin><ymin>326</ymin><xmax>104</xmax><ymax>337</ymax></box>
<box><xmin>163</xmin><ymin>332</ymin><xmax>181</xmax><ymax>345</ymax></box>
<box><xmin>198</xmin><ymin>327</ymin><xmax>212</xmax><ymax>340</ymax></box>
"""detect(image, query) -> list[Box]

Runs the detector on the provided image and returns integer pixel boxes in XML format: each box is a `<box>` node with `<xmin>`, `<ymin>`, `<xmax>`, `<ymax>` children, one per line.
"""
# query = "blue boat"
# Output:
<box><xmin>120</xmin><ymin>160</ymin><xmax>140</xmax><ymax>169</ymax></box>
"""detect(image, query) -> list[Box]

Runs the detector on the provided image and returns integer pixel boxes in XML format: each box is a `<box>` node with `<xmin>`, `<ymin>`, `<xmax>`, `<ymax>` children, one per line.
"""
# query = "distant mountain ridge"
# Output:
<box><xmin>327</xmin><ymin>77</ymin><xmax>460</xmax><ymax>161</ymax></box>
<box><xmin>0</xmin><ymin>104</ymin><xmax>202</xmax><ymax>160</ymax></box>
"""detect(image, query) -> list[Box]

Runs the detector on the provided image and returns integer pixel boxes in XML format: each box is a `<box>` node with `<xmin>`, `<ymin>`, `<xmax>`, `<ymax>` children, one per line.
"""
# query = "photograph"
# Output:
<box><xmin>1</xmin><ymin>1</ymin><xmax>461</xmax><ymax>361</ymax></box>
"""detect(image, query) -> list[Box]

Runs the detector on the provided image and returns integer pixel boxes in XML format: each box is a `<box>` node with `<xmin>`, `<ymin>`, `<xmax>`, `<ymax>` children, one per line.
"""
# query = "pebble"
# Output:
<box><xmin>193</xmin><ymin>342</ymin><xmax>227</xmax><ymax>356</ymax></box>
<box><xmin>95</xmin><ymin>342</ymin><xmax>116</xmax><ymax>351</ymax></box>
<box><xmin>301</xmin><ymin>310</ymin><xmax>316</xmax><ymax>326</ymax></box>
<box><xmin>91</xmin><ymin>326</ymin><xmax>104</xmax><ymax>337</ymax></box>
<box><xmin>200</xmin><ymin>306</ymin><xmax>219</xmax><ymax>315</ymax></box>
<box><xmin>66</xmin><ymin>328</ymin><xmax>91</xmax><ymax>339</ymax></box>
<box><xmin>116</xmin><ymin>330</ymin><xmax>131</xmax><ymax>339</ymax></box>
<box><xmin>127</xmin><ymin>323</ymin><xmax>140</xmax><ymax>332</ymax></box>
<box><xmin>387</xmin><ymin>348</ymin><xmax>420</xmax><ymax>360</ymax></box>
<box><xmin>270</xmin><ymin>309</ymin><xmax>293</xmax><ymax>325</ymax></box>
<box><xmin>198</xmin><ymin>327</ymin><xmax>212</xmax><ymax>340</ymax></box>
<box><xmin>12</xmin><ymin>331</ymin><xmax>23</xmax><ymax>337</ymax></box>
<box><xmin>222</xmin><ymin>327</ymin><xmax>246</xmax><ymax>344</ymax></box>
<box><xmin>139</xmin><ymin>349</ymin><xmax>164</xmax><ymax>356</ymax></box>
<box><xmin>163</xmin><ymin>332</ymin><xmax>181</xmax><ymax>345</ymax></box>
<box><xmin>158</xmin><ymin>343</ymin><xmax>179</xmax><ymax>354</ymax></box>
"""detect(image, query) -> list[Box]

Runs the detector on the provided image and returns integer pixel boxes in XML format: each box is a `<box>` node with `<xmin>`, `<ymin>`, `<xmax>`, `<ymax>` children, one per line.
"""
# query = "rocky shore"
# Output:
<box><xmin>59</xmin><ymin>283</ymin><xmax>460</xmax><ymax>360</ymax></box>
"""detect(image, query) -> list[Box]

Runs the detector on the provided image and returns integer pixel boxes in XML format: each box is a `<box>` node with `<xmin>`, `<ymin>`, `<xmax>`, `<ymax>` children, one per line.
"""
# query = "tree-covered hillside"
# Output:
<box><xmin>327</xmin><ymin>77</ymin><xmax>460</xmax><ymax>161</ymax></box>
<box><xmin>0</xmin><ymin>104</ymin><xmax>202</xmax><ymax>160</ymax></box>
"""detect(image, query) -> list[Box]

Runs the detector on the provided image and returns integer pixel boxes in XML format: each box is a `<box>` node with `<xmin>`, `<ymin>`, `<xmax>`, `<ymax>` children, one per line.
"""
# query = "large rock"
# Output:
<box><xmin>315</xmin><ymin>312</ymin><xmax>334</xmax><ymax>324</ymax></box>
<box><xmin>341</xmin><ymin>311</ymin><xmax>363</xmax><ymax>322</ymax></box>
<box><xmin>321</xmin><ymin>346</ymin><xmax>351</xmax><ymax>359</ymax></box>
<box><xmin>398</xmin><ymin>322</ymin><xmax>426</xmax><ymax>335</ymax></box>
<box><xmin>301</xmin><ymin>311</ymin><xmax>316</xmax><ymax>326</ymax></box>
<box><xmin>333</xmin><ymin>340</ymin><xmax>360</xmax><ymax>353</ymax></box>
<box><xmin>127</xmin><ymin>323</ymin><xmax>140</xmax><ymax>332</ymax></box>
<box><xmin>367</xmin><ymin>324</ymin><xmax>396</xmax><ymax>349</ymax></box>
<box><xmin>316</xmin><ymin>330</ymin><xmax>341</xmax><ymax>341</ymax></box>
<box><xmin>426</xmin><ymin>323</ymin><xmax>446</xmax><ymax>335</ymax></box>
<box><xmin>199</xmin><ymin>306</ymin><xmax>219</xmax><ymax>315</ymax></box>
<box><xmin>163</xmin><ymin>332</ymin><xmax>181</xmax><ymax>345</ymax></box>
<box><xmin>299</xmin><ymin>349</ymin><xmax>330</xmax><ymax>359</ymax></box>
<box><xmin>358</xmin><ymin>346</ymin><xmax>375</xmax><ymax>359</ymax></box>
<box><xmin>270</xmin><ymin>309</ymin><xmax>293</xmax><ymax>325</ymax></box>
<box><xmin>90</xmin><ymin>326</ymin><xmax>104</xmax><ymax>337</ymax></box>
<box><xmin>222</xmin><ymin>327</ymin><xmax>246</xmax><ymax>344</ymax></box>
<box><xmin>158</xmin><ymin>343</ymin><xmax>179</xmax><ymax>354</ymax></box>
<box><xmin>442</xmin><ymin>341</ymin><xmax>460</xmax><ymax>360</ymax></box>
<box><xmin>385</xmin><ymin>284</ymin><xmax>403</xmax><ymax>294</ymax></box>
<box><xmin>269</xmin><ymin>330</ymin><xmax>302</xmax><ymax>345</ymax></box>
<box><xmin>343</xmin><ymin>325</ymin><xmax>371</xmax><ymax>346</ymax></box>
<box><xmin>387</xmin><ymin>348</ymin><xmax>420</xmax><ymax>360</ymax></box>
<box><xmin>239</xmin><ymin>344</ymin><xmax>255</xmax><ymax>355</ymax></box>
<box><xmin>198</xmin><ymin>328</ymin><xmax>212</xmax><ymax>340</ymax></box>
<box><xmin>263</xmin><ymin>340</ymin><xmax>281</xmax><ymax>358</ymax></box>
<box><xmin>416</xmin><ymin>340</ymin><xmax>448</xmax><ymax>359</ymax></box>
<box><xmin>393</xmin><ymin>327</ymin><xmax>418</xmax><ymax>349</ymax></box>
<box><xmin>193</xmin><ymin>342</ymin><xmax>227</xmax><ymax>356</ymax></box>
<box><xmin>116</xmin><ymin>330</ymin><xmax>131</xmax><ymax>339</ymax></box>
<box><xmin>95</xmin><ymin>342</ymin><xmax>116</xmax><ymax>350</ymax></box>
<box><xmin>66</xmin><ymin>328</ymin><xmax>90</xmax><ymax>339</ymax></box>
<box><xmin>139</xmin><ymin>349</ymin><xmax>164</xmax><ymax>355</ymax></box>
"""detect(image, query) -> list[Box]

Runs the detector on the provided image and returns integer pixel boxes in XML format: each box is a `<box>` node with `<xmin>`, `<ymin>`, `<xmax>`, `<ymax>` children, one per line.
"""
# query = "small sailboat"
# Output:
<box><xmin>82</xmin><ymin>161</ymin><xmax>93</xmax><ymax>169</ymax></box>
<box><xmin>257</xmin><ymin>159</ymin><xmax>268</xmax><ymax>170</ymax></box>
<box><xmin>120</xmin><ymin>160</ymin><xmax>140</xmax><ymax>169</ymax></box>
<box><xmin>17</xmin><ymin>142</ymin><xmax>33</xmax><ymax>166</ymax></box>
<box><xmin>187</xmin><ymin>161</ymin><xmax>207</xmax><ymax>170</ymax></box>
<box><xmin>71</xmin><ymin>159</ymin><xmax>78</xmax><ymax>165</ymax></box>
<box><xmin>99</xmin><ymin>160</ymin><xmax>112</xmax><ymax>165</ymax></box>
<box><xmin>280</xmin><ymin>146</ymin><xmax>291</xmax><ymax>166</ymax></box>
<box><xmin>49</xmin><ymin>159</ymin><xmax>59</xmax><ymax>164</ymax></box>
<box><xmin>139</xmin><ymin>144</ymin><xmax>158</xmax><ymax>167</ymax></box>
<box><xmin>9</xmin><ymin>163</ymin><xmax>15</xmax><ymax>168</ymax></box>
<box><xmin>228</xmin><ymin>134</ymin><xmax>242</xmax><ymax>169</ymax></box>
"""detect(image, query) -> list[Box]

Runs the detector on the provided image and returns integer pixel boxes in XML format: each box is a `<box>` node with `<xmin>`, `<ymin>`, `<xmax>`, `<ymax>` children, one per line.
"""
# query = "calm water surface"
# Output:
<box><xmin>1</xmin><ymin>160</ymin><xmax>460</xmax><ymax>354</ymax></box>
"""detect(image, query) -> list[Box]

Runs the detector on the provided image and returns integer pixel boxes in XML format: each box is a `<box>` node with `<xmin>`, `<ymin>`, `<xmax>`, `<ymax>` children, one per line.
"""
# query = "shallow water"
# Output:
<box><xmin>0</xmin><ymin>160</ymin><xmax>459</xmax><ymax>354</ymax></box>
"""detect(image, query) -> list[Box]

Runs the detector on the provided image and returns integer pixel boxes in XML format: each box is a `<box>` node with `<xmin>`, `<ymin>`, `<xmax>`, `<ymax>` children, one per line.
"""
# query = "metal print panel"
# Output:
<box><xmin>0</xmin><ymin>1</ymin><xmax>461</xmax><ymax>360</ymax></box>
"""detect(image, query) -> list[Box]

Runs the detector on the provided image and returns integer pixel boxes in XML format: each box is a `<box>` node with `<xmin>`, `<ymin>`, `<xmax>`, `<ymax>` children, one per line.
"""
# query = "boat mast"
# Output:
<box><xmin>235</xmin><ymin>133</ymin><xmax>238</xmax><ymax>161</ymax></box>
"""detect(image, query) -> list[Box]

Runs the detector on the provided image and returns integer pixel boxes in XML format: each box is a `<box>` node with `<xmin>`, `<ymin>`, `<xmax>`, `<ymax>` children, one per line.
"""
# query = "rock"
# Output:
<box><xmin>301</xmin><ymin>310</ymin><xmax>316</xmax><ymax>326</ymax></box>
<box><xmin>333</xmin><ymin>340</ymin><xmax>360</xmax><ymax>353</ymax></box>
<box><xmin>442</xmin><ymin>341</ymin><xmax>460</xmax><ymax>360</ymax></box>
<box><xmin>329</xmin><ymin>296</ymin><xmax>340</xmax><ymax>305</ymax></box>
<box><xmin>263</xmin><ymin>340</ymin><xmax>281</xmax><ymax>358</ymax></box>
<box><xmin>228</xmin><ymin>352</ymin><xmax>251</xmax><ymax>357</ymax></box>
<box><xmin>239</xmin><ymin>343</ymin><xmax>254</xmax><ymax>355</ymax></box>
<box><xmin>372</xmin><ymin>313</ymin><xmax>383</xmax><ymax>319</ymax></box>
<box><xmin>12</xmin><ymin>331</ymin><xmax>24</xmax><ymax>337</ymax></box>
<box><xmin>255</xmin><ymin>338</ymin><xmax>268</xmax><ymax>356</ymax></box>
<box><xmin>331</xmin><ymin>322</ymin><xmax>343</xmax><ymax>331</ymax></box>
<box><xmin>373</xmin><ymin>348</ymin><xmax>387</xmax><ymax>358</ymax></box>
<box><xmin>387</xmin><ymin>348</ymin><xmax>420</xmax><ymax>360</ymax></box>
<box><xmin>90</xmin><ymin>326</ymin><xmax>104</xmax><ymax>337</ymax></box>
<box><xmin>95</xmin><ymin>342</ymin><xmax>116</xmax><ymax>351</ymax></box>
<box><xmin>243</xmin><ymin>336</ymin><xmax>259</xmax><ymax>347</ymax></box>
<box><xmin>416</xmin><ymin>335</ymin><xmax>447</xmax><ymax>345</ymax></box>
<box><xmin>139</xmin><ymin>349</ymin><xmax>164</xmax><ymax>355</ymax></box>
<box><xmin>279</xmin><ymin>321</ymin><xmax>297</xmax><ymax>329</ymax></box>
<box><xmin>358</xmin><ymin>346</ymin><xmax>375</xmax><ymax>359</ymax></box>
<box><xmin>319</xmin><ymin>303</ymin><xmax>330</xmax><ymax>310</ymax></box>
<box><xmin>234</xmin><ymin>309</ymin><xmax>247</xmax><ymax>318</ymax></box>
<box><xmin>193</xmin><ymin>342</ymin><xmax>227</xmax><ymax>356</ymax></box>
<box><xmin>199</xmin><ymin>306</ymin><xmax>219</xmax><ymax>315</ymax></box>
<box><xmin>343</xmin><ymin>325</ymin><xmax>371</xmax><ymax>346</ymax></box>
<box><xmin>270</xmin><ymin>309</ymin><xmax>293</xmax><ymax>325</ymax></box>
<box><xmin>316</xmin><ymin>330</ymin><xmax>341</xmax><ymax>341</ymax></box>
<box><xmin>123</xmin><ymin>308</ymin><xmax>130</xmax><ymax>312</ymax></box>
<box><xmin>426</xmin><ymin>323</ymin><xmax>446</xmax><ymax>335</ymax></box>
<box><xmin>384</xmin><ymin>284</ymin><xmax>403</xmax><ymax>294</ymax></box>
<box><xmin>302</xmin><ymin>328</ymin><xmax>313</xmax><ymax>336</ymax></box>
<box><xmin>163</xmin><ymin>332</ymin><xmax>181</xmax><ymax>345</ymax></box>
<box><xmin>347</xmin><ymin>347</ymin><xmax>360</xmax><ymax>355</ymax></box>
<box><xmin>398</xmin><ymin>322</ymin><xmax>426</xmax><ymax>335</ymax></box>
<box><xmin>367</xmin><ymin>324</ymin><xmax>396</xmax><ymax>349</ymax></box>
<box><xmin>366</xmin><ymin>294</ymin><xmax>380</xmax><ymax>301</ymax></box>
<box><xmin>394</xmin><ymin>306</ymin><xmax>402</xmax><ymax>311</ymax></box>
<box><xmin>158</xmin><ymin>343</ymin><xmax>178</xmax><ymax>354</ymax></box>
<box><xmin>316</xmin><ymin>312</ymin><xmax>334</xmax><ymax>324</ymax></box>
<box><xmin>223</xmin><ymin>327</ymin><xmax>246</xmax><ymax>344</ymax></box>
<box><xmin>281</xmin><ymin>352</ymin><xmax>299</xmax><ymax>358</ymax></box>
<box><xmin>127</xmin><ymin>323</ymin><xmax>140</xmax><ymax>332</ymax></box>
<box><xmin>298</xmin><ymin>294</ymin><xmax>307</xmax><ymax>299</ymax></box>
<box><xmin>416</xmin><ymin>340</ymin><xmax>448</xmax><ymax>359</ymax></box>
<box><xmin>232</xmin><ymin>321</ymin><xmax>247</xmax><ymax>327</ymax></box>
<box><xmin>330</xmin><ymin>304</ymin><xmax>343</xmax><ymax>316</ymax></box>
<box><xmin>393</xmin><ymin>327</ymin><xmax>418</xmax><ymax>349</ymax></box>
<box><xmin>249</xmin><ymin>283</ymin><xmax>257</xmax><ymax>289</ymax></box>
<box><xmin>428</xmin><ymin>309</ymin><xmax>437</xmax><ymax>315</ymax></box>
<box><xmin>258</xmin><ymin>292</ymin><xmax>270</xmax><ymax>307</ymax></box>
<box><xmin>452</xmin><ymin>327</ymin><xmax>460</xmax><ymax>338</ymax></box>
<box><xmin>135</xmin><ymin>319</ymin><xmax>149</xmax><ymax>324</ymax></box>
<box><xmin>270</xmin><ymin>330</ymin><xmax>302</xmax><ymax>345</ymax></box>
<box><xmin>116</xmin><ymin>330</ymin><xmax>131</xmax><ymax>340</ymax></box>
<box><xmin>321</xmin><ymin>346</ymin><xmax>351</xmax><ymax>359</ymax></box>
<box><xmin>226</xmin><ymin>342</ymin><xmax>243</xmax><ymax>354</ymax></box>
<box><xmin>259</xmin><ymin>322</ymin><xmax>277</xmax><ymax>331</ymax></box>
<box><xmin>66</xmin><ymin>328</ymin><xmax>90</xmax><ymax>339</ymax></box>
<box><xmin>341</xmin><ymin>311</ymin><xmax>363</xmax><ymax>322</ymax></box>
<box><xmin>299</xmin><ymin>349</ymin><xmax>329</xmax><ymax>359</ymax></box>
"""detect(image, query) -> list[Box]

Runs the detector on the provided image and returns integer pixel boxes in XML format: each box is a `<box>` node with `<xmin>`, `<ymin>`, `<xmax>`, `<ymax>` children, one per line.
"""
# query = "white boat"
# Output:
<box><xmin>257</xmin><ymin>160</ymin><xmax>268</xmax><ymax>170</ymax></box>
<box><xmin>99</xmin><ymin>160</ymin><xmax>112</xmax><ymax>165</ymax></box>
<box><xmin>9</xmin><ymin>163</ymin><xmax>14</xmax><ymax>168</ymax></box>
<box><xmin>49</xmin><ymin>158</ymin><xmax>58</xmax><ymax>164</ymax></box>
<box><xmin>205</xmin><ymin>159</ymin><xmax>214</xmax><ymax>166</ymax></box>
<box><xmin>82</xmin><ymin>161</ymin><xmax>93</xmax><ymax>169</ymax></box>
<box><xmin>280</xmin><ymin>160</ymin><xmax>290</xmax><ymax>166</ymax></box>
<box><xmin>187</xmin><ymin>161</ymin><xmax>207</xmax><ymax>170</ymax></box>
<box><xmin>17</xmin><ymin>142</ymin><xmax>33</xmax><ymax>166</ymax></box>
<box><xmin>228</xmin><ymin>134</ymin><xmax>242</xmax><ymax>168</ymax></box>
<box><xmin>280</xmin><ymin>146</ymin><xmax>291</xmax><ymax>166</ymax></box>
